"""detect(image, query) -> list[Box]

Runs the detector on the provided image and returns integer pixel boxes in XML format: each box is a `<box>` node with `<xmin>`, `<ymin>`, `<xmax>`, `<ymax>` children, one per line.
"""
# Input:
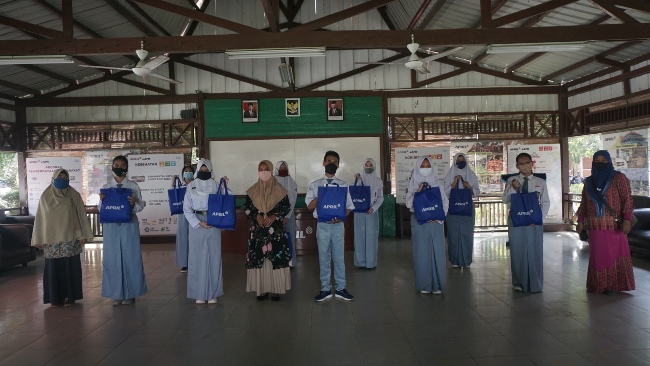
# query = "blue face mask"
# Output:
<box><xmin>456</xmin><ymin>161</ymin><xmax>467</xmax><ymax>169</ymax></box>
<box><xmin>183</xmin><ymin>172</ymin><xmax>194</xmax><ymax>180</ymax></box>
<box><xmin>53</xmin><ymin>178</ymin><xmax>69</xmax><ymax>189</ymax></box>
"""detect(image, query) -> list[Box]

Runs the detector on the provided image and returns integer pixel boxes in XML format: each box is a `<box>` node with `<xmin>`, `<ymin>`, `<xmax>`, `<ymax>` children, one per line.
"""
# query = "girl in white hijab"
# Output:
<box><xmin>32</xmin><ymin>168</ymin><xmax>94</xmax><ymax>307</ymax></box>
<box><xmin>183</xmin><ymin>158</ymin><xmax>230</xmax><ymax>304</ymax></box>
<box><xmin>443</xmin><ymin>153</ymin><xmax>480</xmax><ymax>268</ymax></box>
<box><xmin>275</xmin><ymin>160</ymin><xmax>298</xmax><ymax>267</ymax></box>
<box><xmin>352</xmin><ymin>158</ymin><xmax>384</xmax><ymax>269</ymax></box>
<box><xmin>405</xmin><ymin>156</ymin><xmax>449</xmax><ymax>295</ymax></box>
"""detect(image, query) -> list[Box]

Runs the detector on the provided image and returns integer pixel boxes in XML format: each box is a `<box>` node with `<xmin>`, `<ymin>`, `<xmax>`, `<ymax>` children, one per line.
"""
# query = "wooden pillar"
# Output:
<box><xmin>558</xmin><ymin>89</ymin><xmax>570</xmax><ymax>222</ymax></box>
<box><xmin>196</xmin><ymin>91</ymin><xmax>207</xmax><ymax>159</ymax></box>
<box><xmin>15</xmin><ymin>102</ymin><xmax>28</xmax><ymax>211</ymax></box>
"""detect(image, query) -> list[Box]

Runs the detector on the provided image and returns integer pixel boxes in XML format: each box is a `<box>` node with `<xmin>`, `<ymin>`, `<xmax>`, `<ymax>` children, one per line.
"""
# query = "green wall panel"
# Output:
<box><xmin>205</xmin><ymin>96</ymin><xmax>382</xmax><ymax>139</ymax></box>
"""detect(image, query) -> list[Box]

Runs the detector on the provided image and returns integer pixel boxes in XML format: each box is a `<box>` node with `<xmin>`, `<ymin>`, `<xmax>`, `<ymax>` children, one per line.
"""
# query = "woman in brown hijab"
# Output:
<box><xmin>32</xmin><ymin>169</ymin><xmax>94</xmax><ymax>307</ymax></box>
<box><xmin>244</xmin><ymin>160</ymin><xmax>292</xmax><ymax>301</ymax></box>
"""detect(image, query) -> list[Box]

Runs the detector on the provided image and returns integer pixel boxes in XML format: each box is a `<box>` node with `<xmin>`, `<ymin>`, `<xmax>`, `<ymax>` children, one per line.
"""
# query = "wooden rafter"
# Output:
<box><xmin>563</xmin><ymin>63</ymin><xmax>650</xmax><ymax>97</ymax></box>
<box><xmin>491</xmin><ymin>0</ymin><xmax>510</xmax><ymax>16</ymax></box>
<box><xmin>300</xmin><ymin>52</ymin><xmax>409</xmax><ymax>91</ymax></box>
<box><xmin>171</xmin><ymin>56</ymin><xmax>282</xmax><ymax>91</ymax></box>
<box><xmin>377</xmin><ymin>6</ymin><xmax>397</xmax><ymax>30</ymax></box>
<box><xmin>114</xmin><ymin>77</ymin><xmax>172</xmax><ymax>95</ymax></box>
<box><xmin>0</xmin><ymin>102</ymin><xmax>15</xmax><ymax>111</ymax></box>
<box><xmin>562</xmin><ymin>50</ymin><xmax>650</xmax><ymax>88</ymax></box>
<box><xmin>480</xmin><ymin>0</ymin><xmax>493</xmax><ymax>28</ymax></box>
<box><xmin>1</xmin><ymin>25</ymin><xmax>649</xmax><ymax>56</ymax></box>
<box><xmin>414</xmin><ymin>0</ymin><xmax>448</xmax><ymax>30</ymax></box>
<box><xmin>544</xmin><ymin>41</ymin><xmax>640</xmax><ymax>80</ymax></box>
<box><xmin>412</xmin><ymin>67</ymin><xmax>468</xmax><ymax>88</ymax></box>
<box><xmin>18</xmin><ymin>65</ymin><xmax>74</xmax><ymax>84</ymax></box>
<box><xmin>125</xmin><ymin>0</ymin><xmax>172</xmax><ymax>36</ymax></box>
<box><xmin>594</xmin><ymin>56</ymin><xmax>625</xmax><ymax>68</ymax></box>
<box><xmin>105</xmin><ymin>0</ymin><xmax>157</xmax><ymax>36</ymax></box>
<box><xmin>131</xmin><ymin>0</ymin><xmax>263</xmax><ymax>34</ymax></box>
<box><xmin>407</xmin><ymin>0</ymin><xmax>434</xmax><ymax>30</ymax></box>
<box><xmin>0</xmin><ymin>15</ymin><xmax>64</xmax><ymax>39</ymax></box>
<box><xmin>612</xmin><ymin>0</ymin><xmax>650</xmax><ymax>14</ymax></box>
<box><xmin>491</xmin><ymin>0</ymin><xmax>577</xmax><ymax>28</ymax></box>
<box><xmin>62</xmin><ymin>0</ymin><xmax>72</xmax><ymax>38</ymax></box>
<box><xmin>384</xmin><ymin>85</ymin><xmax>559</xmax><ymax>98</ymax></box>
<box><xmin>288</xmin><ymin>0</ymin><xmax>395</xmax><ymax>32</ymax></box>
<box><xmin>38</xmin><ymin>71</ymin><xmax>132</xmax><ymax>98</ymax></box>
<box><xmin>31</xmin><ymin>0</ymin><xmax>103</xmax><ymax>38</ymax></box>
<box><xmin>0</xmin><ymin>79</ymin><xmax>40</xmax><ymax>96</ymax></box>
<box><xmin>168</xmin><ymin>61</ymin><xmax>177</xmax><ymax>95</ymax></box>
<box><xmin>434</xmin><ymin>57</ymin><xmax>548</xmax><ymax>86</ymax></box>
<box><xmin>180</xmin><ymin>0</ymin><xmax>212</xmax><ymax>36</ymax></box>
<box><xmin>590</xmin><ymin>0</ymin><xmax>639</xmax><ymax>23</ymax></box>
<box><xmin>262</xmin><ymin>0</ymin><xmax>281</xmax><ymax>32</ymax></box>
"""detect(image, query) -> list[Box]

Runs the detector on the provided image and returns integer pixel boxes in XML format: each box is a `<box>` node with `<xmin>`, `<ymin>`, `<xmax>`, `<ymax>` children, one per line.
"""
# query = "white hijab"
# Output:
<box><xmin>444</xmin><ymin>153</ymin><xmax>480</xmax><ymax>191</ymax></box>
<box><xmin>407</xmin><ymin>156</ymin><xmax>441</xmax><ymax>194</ymax></box>
<box><xmin>192</xmin><ymin>158</ymin><xmax>217</xmax><ymax>195</ymax></box>
<box><xmin>274</xmin><ymin>160</ymin><xmax>298</xmax><ymax>193</ymax></box>
<box><xmin>359</xmin><ymin>158</ymin><xmax>381</xmax><ymax>199</ymax></box>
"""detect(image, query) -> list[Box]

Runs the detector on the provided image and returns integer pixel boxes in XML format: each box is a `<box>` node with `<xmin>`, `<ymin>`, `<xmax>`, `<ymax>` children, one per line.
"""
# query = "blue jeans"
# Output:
<box><xmin>316</xmin><ymin>222</ymin><xmax>346</xmax><ymax>292</ymax></box>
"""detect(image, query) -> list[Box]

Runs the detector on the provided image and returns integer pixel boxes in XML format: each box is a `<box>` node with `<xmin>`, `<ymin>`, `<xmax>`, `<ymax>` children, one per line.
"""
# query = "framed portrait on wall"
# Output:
<box><xmin>327</xmin><ymin>99</ymin><xmax>343</xmax><ymax>121</ymax></box>
<box><xmin>286</xmin><ymin>98</ymin><xmax>300</xmax><ymax>117</ymax></box>
<box><xmin>242</xmin><ymin>100</ymin><xmax>259</xmax><ymax>123</ymax></box>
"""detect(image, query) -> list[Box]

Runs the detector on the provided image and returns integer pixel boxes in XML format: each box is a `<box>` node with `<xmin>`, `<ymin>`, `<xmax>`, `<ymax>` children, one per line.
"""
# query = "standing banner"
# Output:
<box><xmin>395</xmin><ymin>147</ymin><xmax>450</xmax><ymax>204</ymax></box>
<box><xmin>451</xmin><ymin>141</ymin><xmax>504</xmax><ymax>194</ymax></box>
<box><xmin>602</xmin><ymin>128</ymin><xmax>649</xmax><ymax>196</ymax></box>
<box><xmin>128</xmin><ymin>154</ymin><xmax>184</xmax><ymax>236</ymax></box>
<box><xmin>27</xmin><ymin>157</ymin><xmax>83</xmax><ymax>216</ymax></box>
<box><xmin>507</xmin><ymin>144</ymin><xmax>562</xmax><ymax>224</ymax></box>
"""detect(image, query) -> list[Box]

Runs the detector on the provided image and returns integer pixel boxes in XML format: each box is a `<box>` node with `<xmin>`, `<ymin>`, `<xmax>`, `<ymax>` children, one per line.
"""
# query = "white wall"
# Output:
<box><xmin>0</xmin><ymin>108</ymin><xmax>14</xmax><ymax>123</ymax></box>
<box><xmin>26</xmin><ymin>102</ymin><xmax>187</xmax><ymax>124</ymax></box>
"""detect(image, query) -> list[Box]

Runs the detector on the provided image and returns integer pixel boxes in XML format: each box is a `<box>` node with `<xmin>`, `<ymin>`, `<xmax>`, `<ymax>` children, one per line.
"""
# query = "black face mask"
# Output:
<box><xmin>593</xmin><ymin>162</ymin><xmax>608</xmax><ymax>172</ymax></box>
<box><xmin>196</xmin><ymin>171</ymin><xmax>212</xmax><ymax>180</ymax></box>
<box><xmin>112</xmin><ymin>167</ymin><xmax>127</xmax><ymax>177</ymax></box>
<box><xmin>325</xmin><ymin>163</ymin><xmax>338</xmax><ymax>175</ymax></box>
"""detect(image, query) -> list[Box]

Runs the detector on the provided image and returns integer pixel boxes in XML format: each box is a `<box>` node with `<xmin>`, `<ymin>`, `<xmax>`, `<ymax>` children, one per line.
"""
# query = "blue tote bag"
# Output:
<box><xmin>448</xmin><ymin>178</ymin><xmax>473</xmax><ymax>217</ymax></box>
<box><xmin>413</xmin><ymin>182</ymin><xmax>446</xmax><ymax>224</ymax></box>
<box><xmin>510</xmin><ymin>189</ymin><xmax>543</xmax><ymax>227</ymax></box>
<box><xmin>168</xmin><ymin>177</ymin><xmax>186</xmax><ymax>215</ymax></box>
<box><xmin>100</xmin><ymin>187</ymin><xmax>133</xmax><ymax>223</ymax></box>
<box><xmin>207</xmin><ymin>178</ymin><xmax>236</xmax><ymax>230</ymax></box>
<box><xmin>349</xmin><ymin>177</ymin><xmax>371</xmax><ymax>213</ymax></box>
<box><xmin>317</xmin><ymin>184</ymin><xmax>348</xmax><ymax>223</ymax></box>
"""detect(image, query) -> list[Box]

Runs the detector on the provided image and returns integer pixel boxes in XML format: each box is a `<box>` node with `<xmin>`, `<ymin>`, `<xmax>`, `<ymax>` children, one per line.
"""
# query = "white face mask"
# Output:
<box><xmin>418</xmin><ymin>168</ymin><xmax>432</xmax><ymax>177</ymax></box>
<box><xmin>258</xmin><ymin>171</ymin><xmax>272</xmax><ymax>181</ymax></box>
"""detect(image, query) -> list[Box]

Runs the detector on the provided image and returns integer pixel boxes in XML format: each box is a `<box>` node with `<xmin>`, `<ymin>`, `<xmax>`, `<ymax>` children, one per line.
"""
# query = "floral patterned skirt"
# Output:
<box><xmin>43</xmin><ymin>240</ymin><xmax>83</xmax><ymax>259</ymax></box>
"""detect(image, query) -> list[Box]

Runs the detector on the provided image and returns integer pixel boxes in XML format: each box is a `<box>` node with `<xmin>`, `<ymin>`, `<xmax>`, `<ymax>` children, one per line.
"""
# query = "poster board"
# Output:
<box><xmin>210</xmin><ymin>137</ymin><xmax>381</xmax><ymax>195</ymax></box>
<box><xmin>602</xmin><ymin>128</ymin><xmax>649</xmax><ymax>196</ymax></box>
<box><xmin>507</xmin><ymin>144</ymin><xmax>562</xmax><ymax>224</ymax></box>
<box><xmin>451</xmin><ymin>141</ymin><xmax>505</xmax><ymax>194</ymax></box>
<box><xmin>27</xmin><ymin>157</ymin><xmax>83</xmax><ymax>216</ymax></box>
<box><xmin>394</xmin><ymin>147</ymin><xmax>450</xmax><ymax>204</ymax></box>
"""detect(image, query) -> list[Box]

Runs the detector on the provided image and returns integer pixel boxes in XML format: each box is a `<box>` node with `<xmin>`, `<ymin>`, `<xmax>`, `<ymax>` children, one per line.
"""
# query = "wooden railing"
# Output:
<box><xmin>85</xmin><ymin>206</ymin><xmax>102</xmax><ymax>237</ymax></box>
<box><xmin>474</xmin><ymin>195</ymin><xmax>509</xmax><ymax>230</ymax></box>
<box><xmin>563</xmin><ymin>193</ymin><xmax>582</xmax><ymax>227</ymax></box>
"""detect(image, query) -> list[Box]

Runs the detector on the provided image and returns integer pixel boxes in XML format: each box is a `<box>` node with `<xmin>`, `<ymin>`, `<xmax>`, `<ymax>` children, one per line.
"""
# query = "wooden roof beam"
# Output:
<box><xmin>0</xmin><ymin>79</ymin><xmax>40</xmax><ymax>96</ymax></box>
<box><xmin>377</xmin><ymin>6</ymin><xmax>397</xmax><ymax>30</ymax></box>
<box><xmin>1</xmin><ymin>25</ymin><xmax>649</xmax><ymax>55</ymax></box>
<box><xmin>181</xmin><ymin>0</ymin><xmax>212</xmax><ymax>37</ymax></box>
<box><xmin>611</xmin><ymin>0</ymin><xmax>650</xmax><ymax>14</ymax></box>
<box><xmin>38</xmin><ymin>70</ymin><xmax>132</xmax><ymax>98</ymax></box>
<box><xmin>131</xmin><ymin>0</ymin><xmax>263</xmax><ymax>34</ymax></box>
<box><xmin>0</xmin><ymin>15</ymin><xmax>64</xmax><ymax>39</ymax></box>
<box><xmin>31</xmin><ymin>0</ymin><xmax>103</xmax><ymax>38</ymax></box>
<box><xmin>491</xmin><ymin>0</ymin><xmax>510</xmax><ymax>16</ymax></box>
<box><xmin>262</xmin><ymin>0</ymin><xmax>281</xmax><ymax>32</ymax></box>
<box><xmin>408</xmin><ymin>0</ymin><xmax>434</xmax><ymax>30</ymax></box>
<box><xmin>412</xmin><ymin>67</ymin><xmax>468</xmax><ymax>88</ymax></box>
<box><xmin>113</xmin><ymin>77</ymin><xmax>172</xmax><ymax>95</ymax></box>
<box><xmin>544</xmin><ymin>41</ymin><xmax>640</xmax><ymax>80</ymax></box>
<box><xmin>563</xmin><ymin>50</ymin><xmax>650</xmax><ymax>87</ymax></box>
<box><xmin>590</xmin><ymin>0</ymin><xmax>640</xmax><ymax>23</ymax></box>
<box><xmin>436</xmin><ymin>57</ymin><xmax>547</xmax><ymax>85</ymax></box>
<box><xmin>480</xmin><ymin>0</ymin><xmax>493</xmax><ymax>28</ymax></box>
<box><xmin>19</xmin><ymin>65</ymin><xmax>74</xmax><ymax>84</ymax></box>
<box><xmin>594</xmin><ymin>56</ymin><xmax>625</xmax><ymax>68</ymax></box>
<box><xmin>491</xmin><ymin>0</ymin><xmax>578</xmax><ymax>28</ymax></box>
<box><xmin>288</xmin><ymin>0</ymin><xmax>395</xmax><ymax>32</ymax></box>
<box><xmin>415</xmin><ymin>0</ymin><xmax>449</xmax><ymax>30</ymax></box>
<box><xmin>563</xmin><ymin>63</ymin><xmax>650</xmax><ymax>96</ymax></box>
<box><xmin>0</xmin><ymin>102</ymin><xmax>15</xmax><ymax>111</ymax></box>
<box><xmin>171</xmin><ymin>56</ymin><xmax>282</xmax><ymax>91</ymax></box>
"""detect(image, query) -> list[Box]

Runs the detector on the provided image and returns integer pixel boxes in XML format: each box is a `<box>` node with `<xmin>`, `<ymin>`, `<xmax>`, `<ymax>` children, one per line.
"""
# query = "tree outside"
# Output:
<box><xmin>0</xmin><ymin>152</ymin><xmax>19</xmax><ymax>209</ymax></box>
<box><xmin>568</xmin><ymin>134</ymin><xmax>601</xmax><ymax>193</ymax></box>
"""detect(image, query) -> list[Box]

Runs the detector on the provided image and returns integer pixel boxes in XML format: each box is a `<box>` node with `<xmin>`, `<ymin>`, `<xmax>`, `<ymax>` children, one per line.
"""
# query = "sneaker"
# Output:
<box><xmin>180</xmin><ymin>267</ymin><xmax>188</xmax><ymax>273</ymax></box>
<box><xmin>113</xmin><ymin>300</ymin><xmax>122</xmax><ymax>306</ymax></box>
<box><xmin>208</xmin><ymin>298</ymin><xmax>218</xmax><ymax>304</ymax></box>
<box><xmin>463</xmin><ymin>265</ymin><xmax>471</xmax><ymax>269</ymax></box>
<box><xmin>122</xmin><ymin>298</ymin><xmax>135</xmax><ymax>305</ymax></box>
<box><xmin>432</xmin><ymin>291</ymin><xmax>442</xmax><ymax>295</ymax></box>
<box><xmin>313</xmin><ymin>291</ymin><xmax>333</xmax><ymax>302</ymax></box>
<box><xmin>513</xmin><ymin>286</ymin><xmax>523</xmax><ymax>292</ymax></box>
<box><xmin>196</xmin><ymin>299</ymin><xmax>206</xmax><ymax>304</ymax></box>
<box><xmin>451</xmin><ymin>265</ymin><xmax>460</xmax><ymax>268</ymax></box>
<box><xmin>334</xmin><ymin>289</ymin><xmax>354</xmax><ymax>301</ymax></box>
<box><xmin>419</xmin><ymin>290</ymin><xmax>432</xmax><ymax>294</ymax></box>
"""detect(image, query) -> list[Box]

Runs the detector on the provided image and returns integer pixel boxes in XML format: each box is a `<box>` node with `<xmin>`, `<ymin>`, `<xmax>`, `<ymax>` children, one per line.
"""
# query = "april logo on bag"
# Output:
<box><xmin>516</xmin><ymin>210</ymin><xmax>534</xmax><ymax>216</ymax></box>
<box><xmin>212</xmin><ymin>211</ymin><xmax>229</xmax><ymax>217</ymax></box>
<box><xmin>454</xmin><ymin>202</ymin><xmax>468</xmax><ymax>206</ymax></box>
<box><xmin>323</xmin><ymin>204</ymin><xmax>341</xmax><ymax>209</ymax></box>
<box><xmin>421</xmin><ymin>205</ymin><xmax>439</xmax><ymax>212</ymax></box>
<box><xmin>352</xmin><ymin>198</ymin><xmax>366</xmax><ymax>203</ymax></box>
<box><xmin>171</xmin><ymin>202</ymin><xmax>182</xmax><ymax>206</ymax></box>
<box><xmin>105</xmin><ymin>205</ymin><xmax>125</xmax><ymax>210</ymax></box>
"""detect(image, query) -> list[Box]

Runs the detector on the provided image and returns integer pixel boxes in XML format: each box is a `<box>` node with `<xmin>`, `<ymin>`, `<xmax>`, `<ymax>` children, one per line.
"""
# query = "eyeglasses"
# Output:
<box><xmin>517</xmin><ymin>161</ymin><xmax>533</xmax><ymax>166</ymax></box>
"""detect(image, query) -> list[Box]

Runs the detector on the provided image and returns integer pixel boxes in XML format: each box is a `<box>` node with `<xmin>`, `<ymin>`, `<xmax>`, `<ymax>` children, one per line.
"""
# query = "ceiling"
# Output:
<box><xmin>0</xmin><ymin>0</ymin><xmax>648</xmax><ymax>100</ymax></box>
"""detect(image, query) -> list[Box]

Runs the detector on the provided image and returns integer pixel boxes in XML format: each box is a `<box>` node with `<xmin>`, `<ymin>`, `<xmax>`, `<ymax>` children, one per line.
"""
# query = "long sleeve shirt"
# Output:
<box><xmin>501</xmin><ymin>173</ymin><xmax>550</xmax><ymax>218</ymax></box>
<box><xmin>304</xmin><ymin>175</ymin><xmax>355</xmax><ymax>219</ymax></box>
<box><xmin>100</xmin><ymin>178</ymin><xmax>146</xmax><ymax>214</ymax></box>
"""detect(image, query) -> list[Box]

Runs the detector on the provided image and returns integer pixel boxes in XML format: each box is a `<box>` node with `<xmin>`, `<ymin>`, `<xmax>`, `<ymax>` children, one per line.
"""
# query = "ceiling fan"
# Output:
<box><xmin>79</xmin><ymin>41</ymin><xmax>181</xmax><ymax>84</ymax></box>
<box><xmin>356</xmin><ymin>35</ymin><xmax>463</xmax><ymax>74</ymax></box>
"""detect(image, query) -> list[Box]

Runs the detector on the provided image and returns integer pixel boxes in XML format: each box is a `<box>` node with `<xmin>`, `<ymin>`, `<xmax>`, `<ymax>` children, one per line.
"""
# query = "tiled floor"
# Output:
<box><xmin>1</xmin><ymin>232</ymin><xmax>650</xmax><ymax>366</ymax></box>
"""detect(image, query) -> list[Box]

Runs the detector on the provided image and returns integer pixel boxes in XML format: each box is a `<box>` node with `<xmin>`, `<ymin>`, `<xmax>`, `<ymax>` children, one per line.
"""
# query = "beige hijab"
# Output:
<box><xmin>31</xmin><ymin>168</ymin><xmax>94</xmax><ymax>245</ymax></box>
<box><xmin>246</xmin><ymin>160</ymin><xmax>287</xmax><ymax>215</ymax></box>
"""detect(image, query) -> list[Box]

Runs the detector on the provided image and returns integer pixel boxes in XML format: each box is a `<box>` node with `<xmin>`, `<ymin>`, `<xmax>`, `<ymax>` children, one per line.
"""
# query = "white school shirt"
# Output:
<box><xmin>501</xmin><ymin>173</ymin><xmax>550</xmax><ymax>218</ymax></box>
<box><xmin>304</xmin><ymin>175</ymin><xmax>355</xmax><ymax>219</ymax></box>
<box><xmin>101</xmin><ymin>178</ymin><xmax>146</xmax><ymax>214</ymax></box>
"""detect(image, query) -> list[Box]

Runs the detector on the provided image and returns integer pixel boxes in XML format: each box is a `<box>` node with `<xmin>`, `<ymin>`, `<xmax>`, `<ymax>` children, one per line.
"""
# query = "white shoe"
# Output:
<box><xmin>122</xmin><ymin>298</ymin><xmax>135</xmax><ymax>305</ymax></box>
<box><xmin>451</xmin><ymin>265</ymin><xmax>460</xmax><ymax>268</ymax></box>
<box><xmin>208</xmin><ymin>298</ymin><xmax>218</xmax><ymax>304</ymax></box>
<box><xmin>433</xmin><ymin>291</ymin><xmax>442</xmax><ymax>295</ymax></box>
<box><xmin>196</xmin><ymin>299</ymin><xmax>206</xmax><ymax>304</ymax></box>
<box><xmin>419</xmin><ymin>290</ymin><xmax>432</xmax><ymax>294</ymax></box>
<box><xmin>513</xmin><ymin>286</ymin><xmax>523</xmax><ymax>292</ymax></box>
<box><xmin>113</xmin><ymin>300</ymin><xmax>122</xmax><ymax>306</ymax></box>
<box><xmin>463</xmin><ymin>265</ymin><xmax>471</xmax><ymax>269</ymax></box>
